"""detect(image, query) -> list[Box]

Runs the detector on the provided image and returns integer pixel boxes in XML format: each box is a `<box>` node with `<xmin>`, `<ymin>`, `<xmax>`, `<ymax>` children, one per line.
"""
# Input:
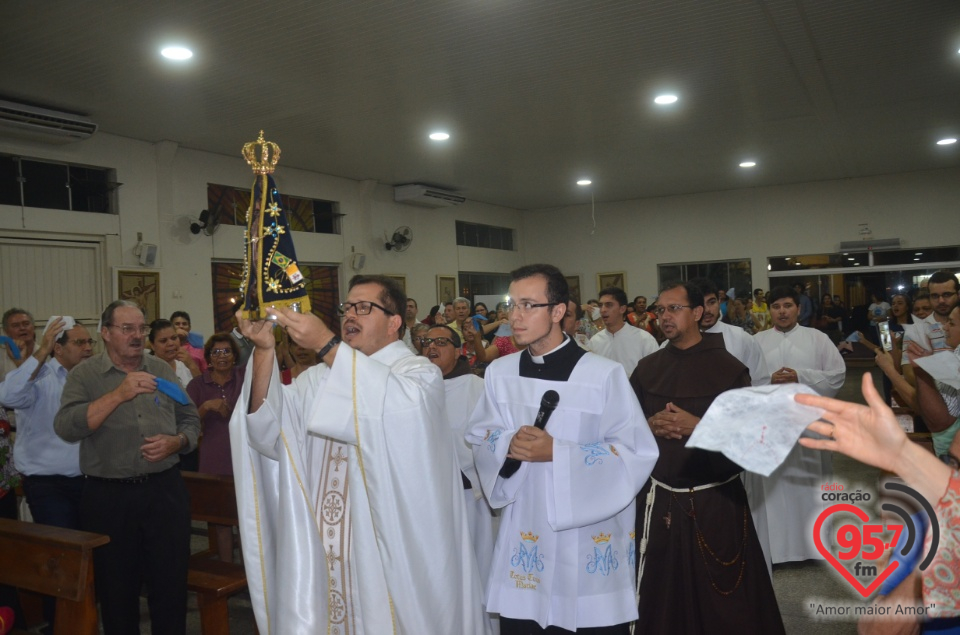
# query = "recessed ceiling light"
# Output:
<box><xmin>785</xmin><ymin>257</ymin><xmax>791</xmax><ymax>261</ymax></box>
<box><xmin>914</xmin><ymin>258</ymin><xmax>921</xmax><ymax>261</ymax></box>
<box><xmin>915</xmin><ymin>252</ymin><xmax>923</xmax><ymax>255</ymax></box>
<box><xmin>576</xmin><ymin>179</ymin><xmax>592</xmax><ymax>186</ymax></box>
<box><xmin>429</xmin><ymin>132</ymin><xmax>450</xmax><ymax>141</ymax></box>
<box><xmin>854</xmin><ymin>263</ymin><xmax>860</xmax><ymax>266</ymax></box>
<box><xmin>937</xmin><ymin>138</ymin><xmax>957</xmax><ymax>145</ymax></box>
<box><xmin>842</xmin><ymin>252</ymin><xmax>849</xmax><ymax>256</ymax></box>
<box><xmin>739</xmin><ymin>161</ymin><xmax>757</xmax><ymax>168</ymax></box>
<box><xmin>654</xmin><ymin>94</ymin><xmax>678</xmax><ymax>105</ymax></box>
<box><xmin>847</xmin><ymin>258</ymin><xmax>855</xmax><ymax>261</ymax></box>
<box><xmin>160</xmin><ymin>46</ymin><xmax>193</xmax><ymax>61</ymax></box>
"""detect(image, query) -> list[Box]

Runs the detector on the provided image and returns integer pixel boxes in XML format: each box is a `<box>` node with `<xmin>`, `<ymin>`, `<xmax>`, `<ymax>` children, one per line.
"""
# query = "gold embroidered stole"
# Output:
<box><xmin>317</xmin><ymin>439</ymin><xmax>354</xmax><ymax>634</ymax></box>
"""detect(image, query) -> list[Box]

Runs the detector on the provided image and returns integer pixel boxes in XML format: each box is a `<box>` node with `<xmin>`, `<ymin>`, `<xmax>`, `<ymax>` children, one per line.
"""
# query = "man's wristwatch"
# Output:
<box><xmin>177</xmin><ymin>432</ymin><xmax>188</xmax><ymax>451</ymax></box>
<box><xmin>318</xmin><ymin>335</ymin><xmax>341</xmax><ymax>360</ymax></box>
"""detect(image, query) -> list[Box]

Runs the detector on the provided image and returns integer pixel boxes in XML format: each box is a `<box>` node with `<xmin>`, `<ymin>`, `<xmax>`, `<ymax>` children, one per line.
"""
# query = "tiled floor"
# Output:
<box><xmin>117</xmin><ymin>367</ymin><xmax>888</xmax><ymax>634</ymax></box>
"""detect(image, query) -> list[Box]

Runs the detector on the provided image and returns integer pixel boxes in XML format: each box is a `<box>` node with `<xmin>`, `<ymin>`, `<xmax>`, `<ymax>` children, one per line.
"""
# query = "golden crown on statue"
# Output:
<box><xmin>241</xmin><ymin>130</ymin><xmax>281</xmax><ymax>174</ymax></box>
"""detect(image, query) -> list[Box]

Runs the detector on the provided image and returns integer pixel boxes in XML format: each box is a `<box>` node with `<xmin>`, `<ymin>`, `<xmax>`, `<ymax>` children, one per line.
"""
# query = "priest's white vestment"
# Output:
<box><xmin>443</xmin><ymin>372</ymin><xmax>499</xmax><ymax>634</ymax></box>
<box><xmin>467</xmin><ymin>346</ymin><xmax>658</xmax><ymax>630</ymax></box>
<box><xmin>231</xmin><ymin>340</ymin><xmax>487</xmax><ymax>634</ymax></box>
<box><xmin>746</xmin><ymin>324</ymin><xmax>845</xmax><ymax>563</ymax></box>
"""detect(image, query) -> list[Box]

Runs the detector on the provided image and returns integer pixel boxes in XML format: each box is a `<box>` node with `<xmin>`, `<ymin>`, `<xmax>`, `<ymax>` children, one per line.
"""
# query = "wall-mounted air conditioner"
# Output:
<box><xmin>394</xmin><ymin>184</ymin><xmax>465</xmax><ymax>208</ymax></box>
<box><xmin>0</xmin><ymin>99</ymin><xmax>98</xmax><ymax>142</ymax></box>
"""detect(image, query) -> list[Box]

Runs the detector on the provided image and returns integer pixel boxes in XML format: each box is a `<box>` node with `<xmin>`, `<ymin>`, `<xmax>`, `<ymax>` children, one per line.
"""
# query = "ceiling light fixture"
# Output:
<box><xmin>160</xmin><ymin>46</ymin><xmax>193</xmax><ymax>61</ymax></box>
<box><xmin>654</xmin><ymin>94</ymin><xmax>678</xmax><ymax>105</ymax></box>
<box><xmin>847</xmin><ymin>258</ymin><xmax>855</xmax><ymax>261</ymax></box>
<box><xmin>739</xmin><ymin>161</ymin><xmax>757</xmax><ymax>168</ymax></box>
<box><xmin>914</xmin><ymin>258</ymin><xmax>920</xmax><ymax>261</ymax></box>
<box><xmin>577</xmin><ymin>179</ymin><xmax>592</xmax><ymax>186</ymax></box>
<box><xmin>429</xmin><ymin>132</ymin><xmax>450</xmax><ymax>141</ymax></box>
<box><xmin>937</xmin><ymin>138</ymin><xmax>957</xmax><ymax>145</ymax></box>
<box><xmin>915</xmin><ymin>252</ymin><xmax>923</xmax><ymax>255</ymax></box>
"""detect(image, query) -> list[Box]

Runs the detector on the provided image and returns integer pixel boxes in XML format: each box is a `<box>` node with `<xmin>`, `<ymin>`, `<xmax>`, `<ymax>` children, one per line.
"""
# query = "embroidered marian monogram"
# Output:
<box><xmin>586</xmin><ymin>541</ymin><xmax>619</xmax><ymax>576</ymax></box>
<box><xmin>580</xmin><ymin>442</ymin><xmax>611</xmax><ymax>466</ymax></box>
<box><xmin>511</xmin><ymin>532</ymin><xmax>545</xmax><ymax>573</ymax></box>
<box><xmin>485</xmin><ymin>429</ymin><xmax>501</xmax><ymax>453</ymax></box>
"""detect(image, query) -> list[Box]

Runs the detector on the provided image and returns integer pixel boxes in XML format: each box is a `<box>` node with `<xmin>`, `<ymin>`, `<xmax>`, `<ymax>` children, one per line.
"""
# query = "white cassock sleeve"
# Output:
<box><xmin>795</xmin><ymin>329</ymin><xmax>846</xmax><ymax>397</ymax></box>
<box><xmin>230</xmin><ymin>356</ymin><xmax>329</xmax><ymax>635</ymax></box>
<box><xmin>547</xmin><ymin>365</ymin><xmax>658</xmax><ymax>531</ymax></box>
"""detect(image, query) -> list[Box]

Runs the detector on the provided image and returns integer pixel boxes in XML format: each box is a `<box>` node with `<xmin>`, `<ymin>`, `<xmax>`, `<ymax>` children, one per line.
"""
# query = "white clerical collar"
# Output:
<box><xmin>704</xmin><ymin>321</ymin><xmax>723</xmax><ymax>334</ymax></box>
<box><xmin>529</xmin><ymin>335</ymin><xmax>571</xmax><ymax>364</ymax></box>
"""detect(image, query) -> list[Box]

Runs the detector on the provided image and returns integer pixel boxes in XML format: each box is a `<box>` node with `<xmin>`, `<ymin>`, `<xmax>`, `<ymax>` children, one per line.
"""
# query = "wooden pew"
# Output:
<box><xmin>181</xmin><ymin>472</ymin><xmax>249</xmax><ymax>635</ymax></box>
<box><xmin>0</xmin><ymin>518</ymin><xmax>108</xmax><ymax>635</ymax></box>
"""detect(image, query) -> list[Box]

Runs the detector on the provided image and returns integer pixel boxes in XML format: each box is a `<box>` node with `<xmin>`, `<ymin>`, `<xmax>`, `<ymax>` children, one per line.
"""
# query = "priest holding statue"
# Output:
<box><xmin>230</xmin><ymin>132</ymin><xmax>489</xmax><ymax>634</ymax></box>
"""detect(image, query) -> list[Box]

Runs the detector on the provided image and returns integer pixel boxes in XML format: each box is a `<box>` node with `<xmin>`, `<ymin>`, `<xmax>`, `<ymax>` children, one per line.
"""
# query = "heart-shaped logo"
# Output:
<box><xmin>813</xmin><ymin>504</ymin><xmax>900</xmax><ymax>598</ymax></box>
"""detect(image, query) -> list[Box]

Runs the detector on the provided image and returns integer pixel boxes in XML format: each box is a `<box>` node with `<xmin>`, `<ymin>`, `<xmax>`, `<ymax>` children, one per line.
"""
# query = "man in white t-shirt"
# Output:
<box><xmin>589</xmin><ymin>286</ymin><xmax>658</xmax><ymax>377</ymax></box>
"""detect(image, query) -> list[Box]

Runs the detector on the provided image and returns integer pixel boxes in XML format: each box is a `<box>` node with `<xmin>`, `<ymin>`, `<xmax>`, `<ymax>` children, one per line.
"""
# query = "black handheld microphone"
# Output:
<box><xmin>499</xmin><ymin>390</ymin><xmax>560</xmax><ymax>478</ymax></box>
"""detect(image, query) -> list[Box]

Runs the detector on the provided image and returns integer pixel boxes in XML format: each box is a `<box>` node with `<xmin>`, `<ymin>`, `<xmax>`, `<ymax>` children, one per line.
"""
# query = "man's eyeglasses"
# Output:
<box><xmin>338</xmin><ymin>301</ymin><xmax>395</xmax><ymax>317</ymax></box>
<box><xmin>210</xmin><ymin>348</ymin><xmax>234</xmax><ymax>357</ymax></box>
<box><xmin>504</xmin><ymin>300</ymin><xmax>557</xmax><ymax>315</ymax></box>
<box><xmin>418</xmin><ymin>337</ymin><xmax>454</xmax><ymax>348</ymax></box>
<box><xmin>107</xmin><ymin>324</ymin><xmax>149</xmax><ymax>336</ymax></box>
<box><xmin>652</xmin><ymin>304</ymin><xmax>692</xmax><ymax>316</ymax></box>
<box><xmin>67</xmin><ymin>338</ymin><xmax>96</xmax><ymax>347</ymax></box>
<box><xmin>930</xmin><ymin>292</ymin><xmax>958</xmax><ymax>302</ymax></box>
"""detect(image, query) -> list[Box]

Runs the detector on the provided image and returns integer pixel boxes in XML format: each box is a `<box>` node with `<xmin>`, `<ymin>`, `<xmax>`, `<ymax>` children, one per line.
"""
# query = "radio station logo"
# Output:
<box><xmin>813</xmin><ymin>481</ymin><xmax>939</xmax><ymax>598</ymax></box>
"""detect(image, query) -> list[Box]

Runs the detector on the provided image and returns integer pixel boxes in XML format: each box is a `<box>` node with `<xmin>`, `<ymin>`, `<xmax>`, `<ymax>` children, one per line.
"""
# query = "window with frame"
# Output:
<box><xmin>455</xmin><ymin>221</ymin><xmax>514</xmax><ymax>251</ymax></box>
<box><xmin>458</xmin><ymin>271</ymin><xmax>512</xmax><ymax>304</ymax></box>
<box><xmin>211</xmin><ymin>261</ymin><xmax>341</xmax><ymax>335</ymax></box>
<box><xmin>207</xmin><ymin>183</ymin><xmax>342</xmax><ymax>234</ymax></box>
<box><xmin>0</xmin><ymin>154</ymin><xmax>117</xmax><ymax>213</ymax></box>
<box><xmin>657</xmin><ymin>258</ymin><xmax>753</xmax><ymax>297</ymax></box>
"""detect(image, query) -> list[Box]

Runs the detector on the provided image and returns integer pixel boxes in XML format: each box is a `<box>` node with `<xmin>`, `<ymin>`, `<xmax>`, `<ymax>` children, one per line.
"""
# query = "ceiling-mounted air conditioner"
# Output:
<box><xmin>394</xmin><ymin>184</ymin><xmax>465</xmax><ymax>208</ymax></box>
<box><xmin>837</xmin><ymin>238</ymin><xmax>901</xmax><ymax>252</ymax></box>
<box><xmin>0</xmin><ymin>99</ymin><xmax>98</xmax><ymax>142</ymax></box>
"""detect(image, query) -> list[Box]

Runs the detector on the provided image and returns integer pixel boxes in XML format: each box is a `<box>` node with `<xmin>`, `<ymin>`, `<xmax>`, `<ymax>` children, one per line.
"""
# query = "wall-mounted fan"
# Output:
<box><xmin>384</xmin><ymin>226</ymin><xmax>413</xmax><ymax>251</ymax></box>
<box><xmin>190</xmin><ymin>208</ymin><xmax>222</xmax><ymax>236</ymax></box>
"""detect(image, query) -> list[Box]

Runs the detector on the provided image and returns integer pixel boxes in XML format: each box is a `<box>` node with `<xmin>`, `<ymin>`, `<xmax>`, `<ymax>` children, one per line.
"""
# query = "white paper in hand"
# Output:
<box><xmin>913</xmin><ymin>352</ymin><xmax>960</xmax><ymax>390</ymax></box>
<box><xmin>685</xmin><ymin>384</ymin><xmax>825</xmax><ymax>476</ymax></box>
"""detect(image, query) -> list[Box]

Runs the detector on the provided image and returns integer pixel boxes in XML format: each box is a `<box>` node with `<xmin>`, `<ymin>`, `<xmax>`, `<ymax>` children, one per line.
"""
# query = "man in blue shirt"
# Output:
<box><xmin>0</xmin><ymin>315</ymin><xmax>93</xmax><ymax>628</ymax></box>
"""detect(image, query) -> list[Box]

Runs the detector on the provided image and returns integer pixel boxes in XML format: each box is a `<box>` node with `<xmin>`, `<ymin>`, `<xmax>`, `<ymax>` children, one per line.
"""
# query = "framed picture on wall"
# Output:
<box><xmin>437</xmin><ymin>275</ymin><xmax>457</xmax><ymax>305</ymax></box>
<box><xmin>565</xmin><ymin>275</ymin><xmax>581</xmax><ymax>305</ymax></box>
<box><xmin>384</xmin><ymin>274</ymin><xmax>407</xmax><ymax>294</ymax></box>
<box><xmin>597</xmin><ymin>271</ymin><xmax>626</xmax><ymax>293</ymax></box>
<box><xmin>114</xmin><ymin>268</ymin><xmax>161</xmax><ymax>324</ymax></box>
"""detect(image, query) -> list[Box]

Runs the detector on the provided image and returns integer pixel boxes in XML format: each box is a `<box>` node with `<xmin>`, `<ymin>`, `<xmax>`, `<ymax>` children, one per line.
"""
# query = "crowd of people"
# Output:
<box><xmin>0</xmin><ymin>266</ymin><xmax>957</xmax><ymax>634</ymax></box>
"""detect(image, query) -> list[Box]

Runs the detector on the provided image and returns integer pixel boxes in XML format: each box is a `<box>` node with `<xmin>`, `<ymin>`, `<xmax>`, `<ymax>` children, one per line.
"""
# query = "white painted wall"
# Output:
<box><xmin>522</xmin><ymin>168</ymin><xmax>960</xmax><ymax>300</ymax></box>
<box><xmin>0</xmin><ymin>132</ymin><xmax>524</xmax><ymax>335</ymax></box>
<box><xmin>2</xmin><ymin>132</ymin><xmax>957</xmax><ymax>334</ymax></box>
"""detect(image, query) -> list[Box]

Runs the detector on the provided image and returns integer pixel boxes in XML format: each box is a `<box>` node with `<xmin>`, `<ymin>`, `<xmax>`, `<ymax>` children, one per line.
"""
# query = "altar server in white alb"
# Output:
<box><xmin>685</xmin><ymin>276</ymin><xmax>775</xmax><ymax>577</ymax></box>
<box><xmin>232</xmin><ymin>274</ymin><xmax>487</xmax><ymax>634</ymax></box>
<box><xmin>588</xmin><ymin>286</ymin><xmax>659</xmax><ymax>377</ymax></box>
<box><xmin>424</xmin><ymin>323</ymin><xmax>499</xmax><ymax>633</ymax></box>
<box><xmin>747</xmin><ymin>285</ymin><xmax>845</xmax><ymax>563</ymax></box>
<box><xmin>467</xmin><ymin>264</ymin><xmax>659</xmax><ymax>634</ymax></box>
